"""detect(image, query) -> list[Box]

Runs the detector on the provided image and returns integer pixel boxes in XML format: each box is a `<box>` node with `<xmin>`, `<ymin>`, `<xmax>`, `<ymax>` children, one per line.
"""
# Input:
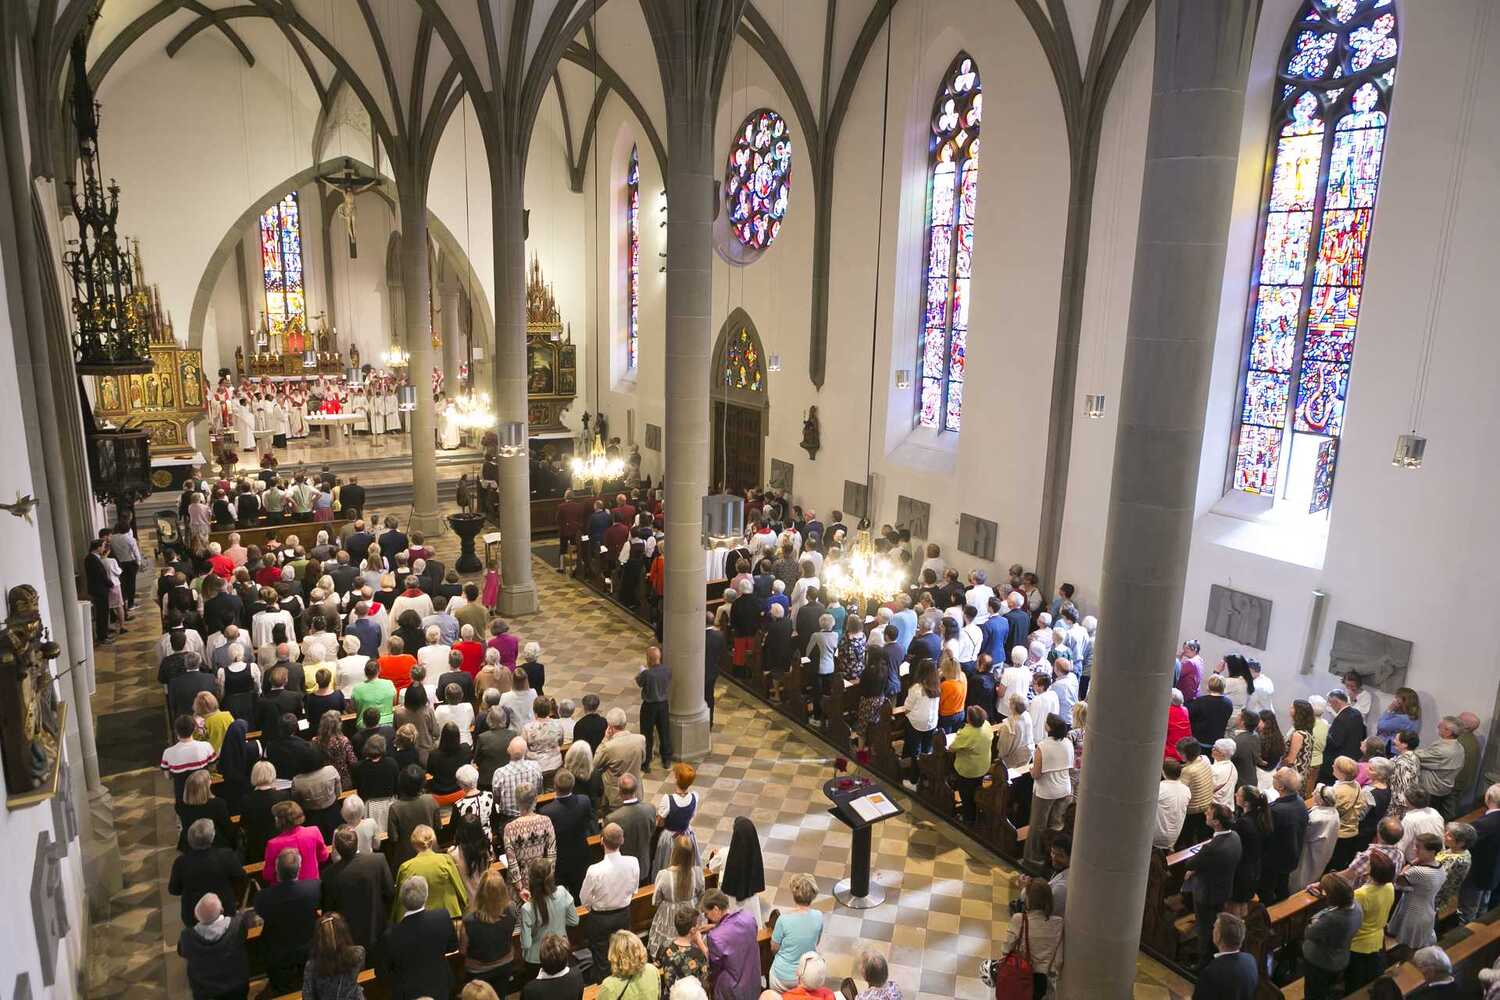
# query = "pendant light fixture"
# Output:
<box><xmin>821</xmin><ymin>14</ymin><xmax>903</xmax><ymax>609</ymax></box>
<box><xmin>569</xmin><ymin>0</ymin><xmax>620</xmax><ymax>491</ymax></box>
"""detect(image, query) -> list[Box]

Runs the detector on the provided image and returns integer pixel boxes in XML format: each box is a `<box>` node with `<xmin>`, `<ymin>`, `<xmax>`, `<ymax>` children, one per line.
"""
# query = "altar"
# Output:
<box><xmin>88</xmin><ymin>245</ymin><xmax>209</xmax><ymax>480</ymax></box>
<box><xmin>524</xmin><ymin>256</ymin><xmax>578</xmax><ymax>433</ymax></box>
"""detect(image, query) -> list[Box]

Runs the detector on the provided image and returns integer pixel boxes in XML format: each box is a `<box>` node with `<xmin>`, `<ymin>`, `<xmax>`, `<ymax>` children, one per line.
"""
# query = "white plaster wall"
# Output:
<box><xmin>1179</xmin><ymin>0</ymin><xmax>1500</xmax><ymax>742</ymax></box>
<box><xmin>0</xmin><ymin>166</ymin><xmax>88</xmax><ymax>1000</ymax></box>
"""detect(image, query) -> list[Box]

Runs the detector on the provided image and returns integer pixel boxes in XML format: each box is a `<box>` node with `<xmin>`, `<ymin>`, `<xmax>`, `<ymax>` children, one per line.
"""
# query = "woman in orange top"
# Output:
<box><xmin>937</xmin><ymin>652</ymin><xmax>968</xmax><ymax>735</ymax></box>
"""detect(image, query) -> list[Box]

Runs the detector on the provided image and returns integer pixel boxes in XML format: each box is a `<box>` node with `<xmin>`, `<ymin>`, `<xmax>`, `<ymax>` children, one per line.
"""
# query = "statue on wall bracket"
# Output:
<box><xmin>0</xmin><ymin>585</ymin><xmax>63</xmax><ymax>800</ymax></box>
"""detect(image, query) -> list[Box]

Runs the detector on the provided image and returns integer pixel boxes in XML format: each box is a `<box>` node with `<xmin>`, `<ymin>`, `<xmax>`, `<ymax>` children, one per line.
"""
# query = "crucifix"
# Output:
<box><xmin>318</xmin><ymin>157</ymin><xmax>380</xmax><ymax>259</ymax></box>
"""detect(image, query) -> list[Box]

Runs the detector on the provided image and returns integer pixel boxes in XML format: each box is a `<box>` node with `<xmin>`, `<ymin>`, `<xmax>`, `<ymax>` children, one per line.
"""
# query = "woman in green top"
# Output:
<box><xmin>391</xmin><ymin>824</ymin><xmax>469</xmax><ymax>918</ymax></box>
<box><xmin>598</xmin><ymin>929</ymin><xmax>660</xmax><ymax>1000</ymax></box>
<box><xmin>951</xmin><ymin>706</ymin><xmax>994</xmax><ymax>824</ymax></box>
<box><xmin>519</xmin><ymin>859</ymin><xmax>578</xmax><ymax>966</ymax></box>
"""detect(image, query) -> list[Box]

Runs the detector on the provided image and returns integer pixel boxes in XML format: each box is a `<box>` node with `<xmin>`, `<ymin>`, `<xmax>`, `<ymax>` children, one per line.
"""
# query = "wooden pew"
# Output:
<box><xmin>210</xmin><ymin>519</ymin><xmax>352</xmax><ymax>554</ymax></box>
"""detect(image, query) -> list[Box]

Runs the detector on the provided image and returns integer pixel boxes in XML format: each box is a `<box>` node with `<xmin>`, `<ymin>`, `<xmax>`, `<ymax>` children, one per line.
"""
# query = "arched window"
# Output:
<box><xmin>626</xmin><ymin>146</ymin><xmax>640</xmax><ymax>371</ymax></box>
<box><xmin>721</xmin><ymin>325</ymin><xmax>764</xmax><ymax>393</ymax></box>
<box><xmin>917</xmin><ymin>54</ymin><xmax>981</xmax><ymax>433</ymax></box>
<box><xmin>259</xmin><ymin>190</ymin><xmax>306</xmax><ymax>347</ymax></box>
<box><xmin>1231</xmin><ymin>0</ymin><xmax>1397</xmax><ymax>513</ymax></box>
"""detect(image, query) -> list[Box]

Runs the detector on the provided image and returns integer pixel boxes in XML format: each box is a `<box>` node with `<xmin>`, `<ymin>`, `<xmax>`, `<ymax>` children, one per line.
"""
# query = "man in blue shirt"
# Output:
<box><xmin>891</xmin><ymin>595</ymin><xmax>919</xmax><ymax>651</ymax></box>
<box><xmin>349</xmin><ymin>602</ymin><xmax>383</xmax><ymax>658</ymax></box>
<box><xmin>978</xmin><ymin>596</ymin><xmax>1010</xmax><ymax>662</ymax></box>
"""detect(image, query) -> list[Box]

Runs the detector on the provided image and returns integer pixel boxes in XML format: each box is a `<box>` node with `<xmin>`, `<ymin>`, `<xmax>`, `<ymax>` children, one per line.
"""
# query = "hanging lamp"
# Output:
<box><xmin>819</xmin><ymin>12</ymin><xmax>904</xmax><ymax>608</ymax></box>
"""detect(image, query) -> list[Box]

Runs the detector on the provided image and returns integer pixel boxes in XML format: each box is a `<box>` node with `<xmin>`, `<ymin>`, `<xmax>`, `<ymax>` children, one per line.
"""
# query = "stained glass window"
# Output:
<box><xmin>722</xmin><ymin>327</ymin><xmax>764</xmax><ymax>392</ymax></box>
<box><xmin>1230</xmin><ymin>1</ymin><xmax>1396</xmax><ymax>514</ymax></box>
<box><xmin>917</xmin><ymin>54</ymin><xmax>981</xmax><ymax>433</ymax></box>
<box><xmin>723</xmin><ymin>109</ymin><xmax>792</xmax><ymax>250</ymax></box>
<box><xmin>259</xmin><ymin>191</ymin><xmax>307</xmax><ymax>350</ymax></box>
<box><xmin>626</xmin><ymin>146</ymin><xmax>640</xmax><ymax>371</ymax></box>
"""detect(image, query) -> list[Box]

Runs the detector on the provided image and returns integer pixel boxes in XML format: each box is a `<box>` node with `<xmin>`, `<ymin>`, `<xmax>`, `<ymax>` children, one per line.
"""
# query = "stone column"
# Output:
<box><xmin>490</xmin><ymin>163</ymin><xmax>538</xmax><ymax>616</ymax></box>
<box><xmin>660</xmin><ymin>85</ymin><xmax>717</xmax><ymax>764</ymax></box>
<box><xmin>397</xmin><ymin>182</ymin><xmax>442</xmax><ymax>535</ymax></box>
<box><xmin>1059</xmin><ymin>3</ymin><xmax>1259</xmax><ymax>997</ymax></box>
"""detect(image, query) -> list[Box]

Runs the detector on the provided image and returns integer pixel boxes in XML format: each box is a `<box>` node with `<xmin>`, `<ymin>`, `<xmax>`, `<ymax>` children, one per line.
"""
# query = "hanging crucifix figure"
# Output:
<box><xmin>318</xmin><ymin>158</ymin><xmax>380</xmax><ymax>259</ymax></box>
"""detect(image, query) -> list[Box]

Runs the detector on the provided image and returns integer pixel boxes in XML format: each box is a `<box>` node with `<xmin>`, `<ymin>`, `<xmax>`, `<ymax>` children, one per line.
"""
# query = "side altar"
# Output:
<box><xmin>525</xmin><ymin>256</ymin><xmax>577</xmax><ymax>433</ymax></box>
<box><xmin>88</xmin><ymin>243</ymin><xmax>207</xmax><ymax>467</ymax></box>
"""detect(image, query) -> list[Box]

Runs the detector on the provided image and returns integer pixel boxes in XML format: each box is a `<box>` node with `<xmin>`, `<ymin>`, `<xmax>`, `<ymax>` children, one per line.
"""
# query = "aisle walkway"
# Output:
<box><xmin>84</xmin><ymin>508</ymin><xmax>1190</xmax><ymax>999</ymax></box>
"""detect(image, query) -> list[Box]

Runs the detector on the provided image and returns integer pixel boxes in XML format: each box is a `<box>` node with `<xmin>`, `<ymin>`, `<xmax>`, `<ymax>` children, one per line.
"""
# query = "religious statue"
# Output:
<box><xmin>801</xmin><ymin>405</ymin><xmax>821</xmax><ymax>461</ymax></box>
<box><xmin>349</xmin><ymin>344</ymin><xmax>361</xmax><ymax>370</ymax></box>
<box><xmin>0</xmin><ymin>585</ymin><xmax>62</xmax><ymax>796</ymax></box>
<box><xmin>318</xmin><ymin>158</ymin><xmax>381</xmax><ymax>259</ymax></box>
<box><xmin>233</xmin><ymin>347</ymin><xmax>245</xmax><ymax>382</ymax></box>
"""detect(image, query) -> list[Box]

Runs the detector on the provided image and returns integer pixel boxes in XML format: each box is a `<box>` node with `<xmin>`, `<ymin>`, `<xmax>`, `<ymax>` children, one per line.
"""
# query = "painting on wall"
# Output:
<box><xmin>1329</xmin><ymin>620</ymin><xmax>1412</xmax><ymax>691</ymax></box>
<box><xmin>769</xmin><ymin>459</ymin><xmax>793</xmax><ymax>494</ymax></box>
<box><xmin>842</xmin><ymin>479</ymin><xmax>870</xmax><ymax>521</ymax></box>
<box><xmin>1205</xmin><ymin>584</ymin><xmax>1273</xmax><ymax>651</ymax></box>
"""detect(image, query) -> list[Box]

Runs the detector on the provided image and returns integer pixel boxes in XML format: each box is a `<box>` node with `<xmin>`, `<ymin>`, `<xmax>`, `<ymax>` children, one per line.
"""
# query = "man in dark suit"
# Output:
<box><xmin>705</xmin><ymin>617</ymin><xmax>722</xmax><ymax>728</ymax></box>
<box><xmin>253</xmin><ymin>848</ymin><xmax>320</xmax><ymax>992</ymax></box>
<box><xmin>541</xmin><ymin>770</ymin><xmax>599</xmax><ymax>901</ymax></box>
<box><xmin>1003</xmin><ymin>593</ymin><xmax>1033</xmax><ymax>661</ymax></box>
<box><xmin>321</xmin><ymin>826</ymin><xmax>394</xmax><ymax>952</ymax></box>
<box><xmin>168</xmin><ymin>664</ymin><xmax>219</xmax><ymax>721</ymax></box>
<box><xmin>380</xmin><ymin>873</ymin><xmax>459</xmax><ymax>1000</ymax></box>
<box><xmin>1406</xmin><ymin>946</ymin><xmax>1471</xmax><ymax>999</ymax></box>
<box><xmin>1184</xmin><ymin>804</ymin><xmax>1242</xmax><ymax>969</ymax></box>
<box><xmin>1320</xmin><ymin>690</ymin><xmax>1366</xmax><ymax>784</ymax></box>
<box><xmin>1231</xmin><ymin>709</ymin><xmax>1263</xmax><ymax>790</ymax></box>
<box><xmin>1460</xmin><ymin>784</ymin><xmax>1500</xmax><ymax>919</ymax></box>
<box><xmin>978</xmin><ymin>597</ymin><xmax>1010</xmax><ymax>663</ymax></box>
<box><xmin>255</xmin><ymin>665</ymin><xmax>304</xmax><ymax>734</ymax></box>
<box><xmin>761</xmin><ymin>603</ymin><xmax>796</xmax><ymax>675</ymax></box>
<box><xmin>83</xmin><ymin>539</ymin><xmax>114</xmax><ymax>642</ymax></box>
<box><xmin>606</xmin><ymin>773</ymin><xmax>656</xmax><ymax>886</ymax></box>
<box><xmin>436</xmin><ymin>651</ymin><xmax>475</xmax><ymax>705</ymax></box>
<box><xmin>1193</xmin><ymin>912</ymin><xmax>1258</xmax><ymax>1000</ymax></box>
<box><xmin>339</xmin><ymin>477</ymin><xmax>366</xmax><ymax>520</ymax></box>
<box><xmin>344</xmin><ymin>521</ymin><xmax>375</xmax><ymax>561</ymax></box>
<box><xmin>328</xmin><ymin>552</ymin><xmax>360</xmax><ymax>596</ymax></box>
<box><xmin>1262</xmin><ymin>767</ymin><xmax>1310</xmax><ymax>904</ymax></box>
<box><xmin>168</xmin><ymin>818</ymin><xmax>244</xmax><ymax>928</ymax></box>
<box><xmin>377</xmin><ymin>518</ymin><xmax>409</xmax><ymax>567</ymax></box>
<box><xmin>349</xmin><ymin>603</ymin><xmax>383</xmax><ymax>658</ymax></box>
<box><xmin>265</xmin><ymin>713</ymin><xmax>324</xmax><ymax>778</ymax></box>
<box><xmin>794</xmin><ymin>590</ymin><xmax>827</xmax><ymax>645</ymax></box>
<box><xmin>201</xmin><ymin>575</ymin><xmax>243</xmax><ymax>636</ymax></box>
<box><xmin>262</xmin><ymin>649</ymin><xmax>305</xmax><ymax>697</ymax></box>
<box><xmin>1188</xmin><ymin>676</ymin><xmax>1234</xmax><ymax>748</ymax></box>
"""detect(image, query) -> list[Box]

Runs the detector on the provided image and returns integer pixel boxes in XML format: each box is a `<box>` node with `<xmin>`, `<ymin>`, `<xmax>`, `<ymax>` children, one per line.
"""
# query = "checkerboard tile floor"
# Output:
<box><xmin>85</xmin><ymin>507</ymin><xmax>1191</xmax><ymax>999</ymax></box>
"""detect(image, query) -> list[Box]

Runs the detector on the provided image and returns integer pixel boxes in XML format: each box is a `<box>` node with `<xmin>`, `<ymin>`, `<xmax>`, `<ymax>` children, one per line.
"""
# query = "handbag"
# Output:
<box><xmin>986</xmin><ymin>911</ymin><xmax>1035</xmax><ymax>1000</ymax></box>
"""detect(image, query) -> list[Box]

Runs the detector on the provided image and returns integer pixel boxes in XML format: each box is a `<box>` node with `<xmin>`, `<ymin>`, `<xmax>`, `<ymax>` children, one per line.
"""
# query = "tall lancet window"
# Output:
<box><xmin>626</xmin><ymin>146</ymin><xmax>640</xmax><ymax>371</ymax></box>
<box><xmin>1231</xmin><ymin>0</ymin><xmax>1398</xmax><ymax>513</ymax></box>
<box><xmin>259</xmin><ymin>190</ymin><xmax>306</xmax><ymax>348</ymax></box>
<box><xmin>917</xmin><ymin>54</ymin><xmax>981</xmax><ymax>433</ymax></box>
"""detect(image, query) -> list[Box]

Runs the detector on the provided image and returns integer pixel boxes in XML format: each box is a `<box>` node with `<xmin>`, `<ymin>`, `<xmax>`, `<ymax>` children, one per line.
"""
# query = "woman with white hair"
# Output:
<box><xmin>335</xmin><ymin>634</ymin><xmax>369</xmax><ymax>696</ymax></box>
<box><xmin>416</xmin><ymin>625</ymin><xmax>451</xmax><ymax>676</ymax></box>
<box><xmin>341</xmin><ymin>793</ymin><xmax>380</xmax><ymax>853</ymax></box>
<box><xmin>1000</xmin><ymin>646</ymin><xmax>1031</xmax><ymax>707</ymax></box>
<box><xmin>519</xmin><ymin>641</ymin><xmax>546</xmax><ymax>698</ymax></box>
<box><xmin>760</xmin><ymin>951</ymin><xmax>829</xmax><ymax>1000</ymax></box>
<box><xmin>451</xmin><ymin>764</ymin><xmax>495</xmax><ymax>841</ymax></box>
<box><xmin>1292</xmin><ymin>786</ymin><xmax>1341</xmax><ymax>889</ymax></box>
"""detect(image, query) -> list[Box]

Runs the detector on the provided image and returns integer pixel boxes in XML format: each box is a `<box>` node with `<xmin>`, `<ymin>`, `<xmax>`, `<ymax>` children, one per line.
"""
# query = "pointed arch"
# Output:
<box><xmin>710</xmin><ymin>308</ymin><xmax>769</xmax><ymax>493</ymax></box>
<box><xmin>1228</xmin><ymin>0</ymin><xmax>1399</xmax><ymax>513</ymax></box>
<box><xmin>916</xmin><ymin>52</ymin><xmax>982</xmax><ymax>433</ymax></box>
<box><xmin>711</xmin><ymin>308</ymin><xmax>769</xmax><ymax>408</ymax></box>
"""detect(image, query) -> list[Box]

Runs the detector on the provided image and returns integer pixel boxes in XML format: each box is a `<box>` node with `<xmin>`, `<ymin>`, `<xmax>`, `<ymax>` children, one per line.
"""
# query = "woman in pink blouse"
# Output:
<box><xmin>261</xmin><ymin>799</ymin><xmax>330</xmax><ymax>883</ymax></box>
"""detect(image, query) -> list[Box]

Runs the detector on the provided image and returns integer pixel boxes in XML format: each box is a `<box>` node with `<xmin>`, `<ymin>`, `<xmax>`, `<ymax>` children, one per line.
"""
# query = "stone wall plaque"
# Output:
<box><xmin>957</xmin><ymin>513</ymin><xmax>997</xmax><ymax>562</ymax></box>
<box><xmin>30</xmin><ymin>830</ymin><xmax>69</xmax><ymax>986</ymax></box>
<box><xmin>842</xmin><ymin>480</ymin><xmax>870</xmax><ymax>521</ymax></box>
<box><xmin>1205</xmin><ymin>584</ymin><xmax>1273</xmax><ymax>651</ymax></box>
<box><xmin>769</xmin><ymin>459</ymin><xmax>794</xmax><ymax>493</ymax></box>
<box><xmin>644</xmin><ymin>423</ymin><xmax>662</xmax><ymax>452</ymax></box>
<box><xmin>895</xmin><ymin>496</ymin><xmax>931</xmax><ymax>539</ymax></box>
<box><xmin>1329</xmin><ymin>621</ymin><xmax>1412</xmax><ymax>691</ymax></box>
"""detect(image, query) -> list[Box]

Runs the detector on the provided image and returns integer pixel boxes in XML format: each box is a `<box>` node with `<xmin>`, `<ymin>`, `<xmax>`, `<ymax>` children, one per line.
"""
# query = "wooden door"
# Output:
<box><xmin>711</xmin><ymin>401</ymin><xmax>763</xmax><ymax>493</ymax></box>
